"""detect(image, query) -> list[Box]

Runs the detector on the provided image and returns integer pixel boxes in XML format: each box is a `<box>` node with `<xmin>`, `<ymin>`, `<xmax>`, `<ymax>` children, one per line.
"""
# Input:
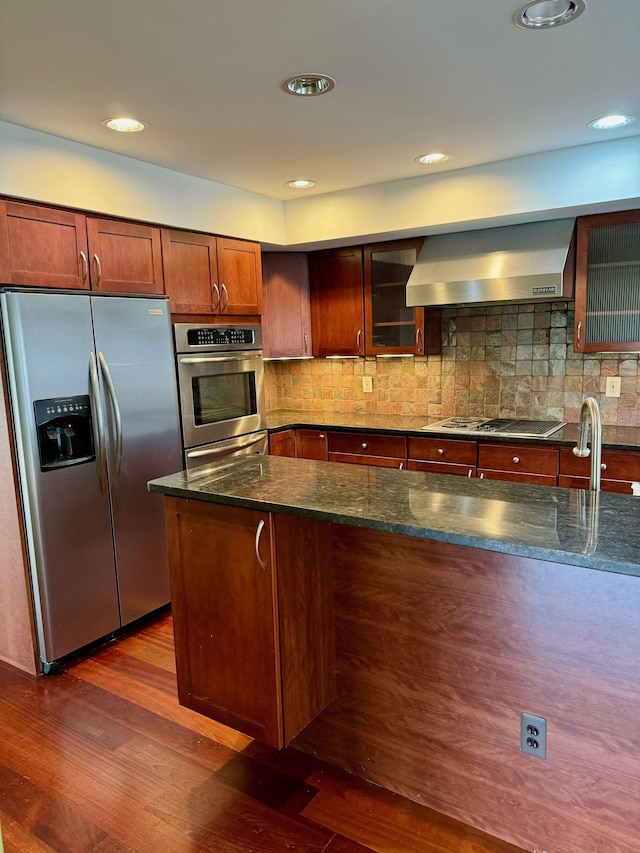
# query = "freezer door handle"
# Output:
<box><xmin>89</xmin><ymin>352</ymin><xmax>108</xmax><ymax>498</ymax></box>
<box><xmin>98</xmin><ymin>352</ymin><xmax>123</xmax><ymax>492</ymax></box>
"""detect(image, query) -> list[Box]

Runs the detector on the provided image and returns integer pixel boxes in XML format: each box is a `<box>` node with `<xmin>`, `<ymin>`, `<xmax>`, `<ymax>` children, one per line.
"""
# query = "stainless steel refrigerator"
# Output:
<box><xmin>0</xmin><ymin>290</ymin><xmax>182</xmax><ymax>671</ymax></box>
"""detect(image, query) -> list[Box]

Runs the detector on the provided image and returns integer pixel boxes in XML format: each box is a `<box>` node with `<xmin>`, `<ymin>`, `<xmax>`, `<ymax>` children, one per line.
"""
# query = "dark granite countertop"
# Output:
<box><xmin>266</xmin><ymin>409</ymin><xmax>640</xmax><ymax>450</ymax></box>
<box><xmin>149</xmin><ymin>455</ymin><xmax>640</xmax><ymax>577</ymax></box>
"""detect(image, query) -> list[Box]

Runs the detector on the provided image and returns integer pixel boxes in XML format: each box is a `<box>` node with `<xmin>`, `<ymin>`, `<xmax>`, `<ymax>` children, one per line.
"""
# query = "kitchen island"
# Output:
<box><xmin>149</xmin><ymin>457</ymin><xmax>640</xmax><ymax>853</ymax></box>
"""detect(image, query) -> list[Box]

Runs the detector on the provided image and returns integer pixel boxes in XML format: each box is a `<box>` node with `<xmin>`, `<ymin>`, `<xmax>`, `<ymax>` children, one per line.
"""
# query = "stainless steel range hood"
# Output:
<box><xmin>406</xmin><ymin>218</ymin><xmax>576</xmax><ymax>307</ymax></box>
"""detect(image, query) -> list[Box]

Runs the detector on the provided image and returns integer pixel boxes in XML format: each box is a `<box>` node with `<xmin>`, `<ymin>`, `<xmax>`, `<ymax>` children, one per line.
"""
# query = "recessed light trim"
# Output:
<box><xmin>588</xmin><ymin>114</ymin><xmax>636</xmax><ymax>130</ymax></box>
<box><xmin>514</xmin><ymin>0</ymin><xmax>585</xmax><ymax>29</ymax></box>
<box><xmin>285</xmin><ymin>179</ymin><xmax>317</xmax><ymax>189</ymax></box>
<box><xmin>416</xmin><ymin>152</ymin><xmax>451</xmax><ymax>166</ymax></box>
<box><xmin>102</xmin><ymin>117</ymin><xmax>148</xmax><ymax>133</ymax></box>
<box><xmin>282</xmin><ymin>74</ymin><xmax>336</xmax><ymax>96</ymax></box>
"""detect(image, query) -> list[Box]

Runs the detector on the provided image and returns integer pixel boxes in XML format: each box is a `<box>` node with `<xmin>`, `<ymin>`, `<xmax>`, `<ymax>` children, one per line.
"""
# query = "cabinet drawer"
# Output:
<box><xmin>328</xmin><ymin>431</ymin><xmax>406</xmax><ymax>459</ymax></box>
<box><xmin>478</xmin><ymin>443</ymin><xmax>559</xmax><ymax>476</ymax></box>
<box><xmin>329</xmin><ymin>452</ymin><xmax>405</xmax><ymax>469</ymax></box>
<box><xmin>408</xmin><ymin>437</ymin><xmax>476</xmax><ymax>466</ymax></box>
<box><xmin>559</xmin><ymin>446</ymin><xmax>640</xmax><ymax>481</ymax></box>
<box><xmin>558</xmin><ymin>474</ymin><xmax>640</xmax><ymax>495</ymax></box>
<box><xmin>407</xmin><ymin>460</ymin><xmax>476</xmax><ymax>477</ymax></box>
<box><xmin>478</xmin><ymin>469</ymin><xmax>557</xmax><ymax>486</ymax></box>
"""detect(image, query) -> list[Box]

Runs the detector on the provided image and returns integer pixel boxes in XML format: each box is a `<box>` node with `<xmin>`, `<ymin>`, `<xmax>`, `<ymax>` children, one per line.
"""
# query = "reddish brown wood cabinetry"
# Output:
<box><xmin>262</xmin><ymin>252</ymin><xmax>312</xmax><ymax>358</ymax></box>
<box><xmin>310</xmin><ymin>247</ymin><xmax>365</xmax><ymax>357</ymax></box>
<box><xmin>574</xmin><ymin>209</ymin><xmax>640</xmax><ymax>352</ymax></box>
<box><xmin>558</xmin><ymin>445</ymin><xmax>640</xmax><ymax>495</ymax></box>
<box><xmin>164</xmin><ymin>497</ymin><xmax>335</xmax><ymax>749</ymax></box>
<box><xmin>296</xmin><ymin>429</ymin><xmax>329</xmax><ymax>461</ymax></box>
<box><xmin>162</xmin><ymin>230</ymin><xmax>262</xmax><ymax>316</ymax></box>
<box><xmin>0</xmin><ymin>200</ymin><xmax>164</xmax><ymax>293</ymax></box>
<box><xmin>269</xmin><ymin>428</ymin><xmax>296</xmax><ymax>457</ymax></box>
<box><xmin>328</xmin><ymin>431</ymin><xmax>406</xmax><ymax>469</ymax></box>
<box><xmin>407</xmin><ymin>436</ymin><xmax>477</xmax><ymax>477</ymax></box>
<box><xmin>478</xmin><ymin>442</ymin><xmax>559</xmax><ymax>485</ymax></box>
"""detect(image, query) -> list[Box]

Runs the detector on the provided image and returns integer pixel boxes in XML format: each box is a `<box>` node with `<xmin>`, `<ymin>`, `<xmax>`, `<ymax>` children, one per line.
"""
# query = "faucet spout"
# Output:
<box><xmin>572</xmin><ymin>396</ymin><xmax>602</xmax><ymax>491</ymax></box>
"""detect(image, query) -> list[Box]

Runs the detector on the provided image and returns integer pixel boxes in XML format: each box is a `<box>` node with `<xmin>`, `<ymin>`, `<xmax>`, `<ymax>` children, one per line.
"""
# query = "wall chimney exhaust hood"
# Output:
<box><xmin>406</xmin><ymin>218</ymin><xmax>576</xmax><ymax>307</ymax></box>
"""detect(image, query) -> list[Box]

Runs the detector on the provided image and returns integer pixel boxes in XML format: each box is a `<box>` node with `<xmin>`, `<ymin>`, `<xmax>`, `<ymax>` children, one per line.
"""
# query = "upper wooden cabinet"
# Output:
<box><xmin>310</xmin><ymin>246</ymin><xmax>365</xmax><ymax>357</ymax></box>
<box><xmin>574</xmin><ymin>209</ymin><xmax>640</xmax><ymax>353</ymax></box>
<box><xmin>309</xmin><ymin>240</ymin><xmax>441</xmax><ymax>358</ymax></box>
<box><xmin>364</xmin><ymin>238</ymin><xmax>440</xmax><ymax>356</ymax></box>
<box><xmin>0</xmin><ymin>200</ymin><xmax>163</xmax><ymax>294</ymax></box>
<box><xmin>262</xmin><ymin>252</ymin><xmax>312</xmax><ymax>358</ymax></box>
<box><xmin>162</xmin><ymin>229</ymin><xmax>262</xmax><ymax>315</ymax></box>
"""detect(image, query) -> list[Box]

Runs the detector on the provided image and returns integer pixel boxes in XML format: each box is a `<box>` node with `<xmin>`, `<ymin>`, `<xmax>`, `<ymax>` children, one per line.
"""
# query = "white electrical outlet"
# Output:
<box><xmin>362</xmin><ymin>376</ymin><xmax>373</xmax><ymax>393</ymax></box>
<box><xmin>605</xmin><ymin>377</ymin><xmax>621</xmax><ymax>398</ymax></box>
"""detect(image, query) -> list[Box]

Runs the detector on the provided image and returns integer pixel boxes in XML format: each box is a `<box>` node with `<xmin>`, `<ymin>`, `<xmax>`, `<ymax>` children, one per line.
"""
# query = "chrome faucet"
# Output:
<box><xmin>572</xmin><ymin>396</ymin><xmax>602</xmax><ymax>491</ymax></box>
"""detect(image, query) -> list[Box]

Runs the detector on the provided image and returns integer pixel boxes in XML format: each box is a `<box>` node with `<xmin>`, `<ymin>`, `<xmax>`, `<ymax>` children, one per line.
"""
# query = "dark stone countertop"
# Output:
<box><xmin>149</xmin><ymin>455</ymin><xmax>640</xmax><ymax>578</ymax></box>
<box><xmin>265</xmin><ymin>409</ymin><xmax>640</xmax><ymax>450</ymax></box>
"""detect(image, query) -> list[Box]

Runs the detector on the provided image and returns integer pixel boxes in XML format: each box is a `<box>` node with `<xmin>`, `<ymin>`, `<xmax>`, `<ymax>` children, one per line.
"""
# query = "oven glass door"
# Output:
<box><xmin>177</xmin><ymin>352</ymin><xmax>266</xmax><ymax>448</ymax></box>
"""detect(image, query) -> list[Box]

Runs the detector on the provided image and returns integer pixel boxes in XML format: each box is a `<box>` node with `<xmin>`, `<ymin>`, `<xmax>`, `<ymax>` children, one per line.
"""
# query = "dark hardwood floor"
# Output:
<box><xmin>0</xmin><ymin>613</ymin><xmax>525</xmax><ymax>853</ymax></box>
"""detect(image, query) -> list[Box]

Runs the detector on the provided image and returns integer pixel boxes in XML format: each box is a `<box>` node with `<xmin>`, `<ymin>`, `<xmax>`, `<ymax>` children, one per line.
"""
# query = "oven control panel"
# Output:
<box><xmin>175</xmin><ymin>323</ymin><xmax>262</xmax><ymax>352</ymax></box>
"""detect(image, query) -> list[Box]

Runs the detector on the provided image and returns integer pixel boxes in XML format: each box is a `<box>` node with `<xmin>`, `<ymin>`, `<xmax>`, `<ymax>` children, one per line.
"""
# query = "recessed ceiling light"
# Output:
<box><xmin>588</xmin><ymin>114</ymin><xmax>636</xmax><ymax>130</ymax></box>
<box><xmin>514</xmin><ymin>0</ymin><xmax>585</xmax><ymax>29</ymax></box>
<box><xmin>282</xmin><ymin>74</ymin><xmax>336</xmax><ymax>96</ymax></box>
<box><xmin>416</xmin><ymin>153</ymin><xmax>451</xmax><ymax>165</ymax></box>
<box><xmin>285</xmin><ymin>179</ymin><xmax>317</xmax><ymax>189</ymax></box>
<box><xmin>102</xmin><ymin>117</ymin><xmax>148</xmax><ymax>133</ymax></box>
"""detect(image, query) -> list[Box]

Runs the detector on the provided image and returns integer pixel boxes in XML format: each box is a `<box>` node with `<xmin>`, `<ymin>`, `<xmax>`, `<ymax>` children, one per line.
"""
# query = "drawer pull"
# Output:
<box><xmin>318</xmin><ymin>433</ymin><xmax>325</xmax><ymax>440</ymax></box>
<box><xmin>512</xmin><ymin>456</ymin><xmax>520</xmax><ymax>464</ymax></box>
<box><xmin>601</xmin><ymin>462</ymin><xmax>607</xmax><ymax>471</ymax></box>
<box><xmin>361</xmin><ymin>442</ymin><xmax>368</xmax><ymax>450</ymax></box>
<box><xmin>437</xmin><ymin>448</ymin><xmax>444</xmax><ymax>456</ymax></box>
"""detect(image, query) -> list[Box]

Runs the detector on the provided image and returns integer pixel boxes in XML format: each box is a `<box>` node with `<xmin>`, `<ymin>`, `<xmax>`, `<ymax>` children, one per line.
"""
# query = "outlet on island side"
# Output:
<box><xmin>605</xmin><ymin>376</ymin><xmax>621</xmax><ymax>398</ymax></box>
<box><xmin>521</xmin><ymin>712</ymin><xmax>547</xmax><ymax>759</ymax></box>
<box><xmin>362</xmin><ymin>376</ymin><xmax>373</xmax><ymax>393</ymax></box>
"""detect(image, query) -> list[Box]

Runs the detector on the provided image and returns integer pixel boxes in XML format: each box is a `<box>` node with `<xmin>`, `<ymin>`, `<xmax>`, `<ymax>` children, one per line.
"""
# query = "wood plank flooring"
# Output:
<box><xmin>0</xmin><ymin>612</ymin><xmax>525</xmax><ymax>853</ymax></box>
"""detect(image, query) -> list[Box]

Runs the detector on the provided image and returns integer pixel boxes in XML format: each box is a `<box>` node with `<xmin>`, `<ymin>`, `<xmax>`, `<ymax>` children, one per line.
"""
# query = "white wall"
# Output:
<box><xmin>1</xmin><ymin>121</ymin><xmax>639</xmax><ymax>248</ymax></box>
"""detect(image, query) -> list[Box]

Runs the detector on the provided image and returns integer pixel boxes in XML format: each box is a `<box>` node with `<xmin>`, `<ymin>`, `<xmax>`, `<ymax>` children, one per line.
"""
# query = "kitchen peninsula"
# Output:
<box><xmin>150</xmin><ymin>456</ymin><xmax>640</xmax><ymax>853</ymax></box>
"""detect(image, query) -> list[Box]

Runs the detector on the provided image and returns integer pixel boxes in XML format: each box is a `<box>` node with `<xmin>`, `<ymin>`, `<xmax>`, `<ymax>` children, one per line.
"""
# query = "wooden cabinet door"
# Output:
<box><xmin>216</xmin><ymin>237</ymin><xmax>262</xmax><ymax>315</ymax></box>
<box><xmin>310</xmin><ymin>247</ymin><xmax>365</xmax><ymax>357</ymax></box>
<box><xmin>364</xmin><ymin>238</ymin><xmax>440</xmax><ymax>356</ymax></box>
<box><xmin>574</xmin><ymin>210</ymin><xmax>640</xmax><ymax>352</ymax></box>
<box><xmin>165</xmin><ymin>498</ymin><xmax>283</xmax><ymax>746</ymax></box>
<box><xmin>161</xmin><ymin>229</ymin><xmax>218</xmax><ymax>313</ymax></box>
<box><xmin>86</xmin><ymin>218</ymin><xmax>164</xmax><ymax>294</ymax></box>
<box><xmin>0</xmin><ymin>200</ymin><xmax>89</xmax><ymax>289</ymax></box>
<box><xmin>269</xmin><ymin>429</ymin><xmax>296</xmax><ymax>457</ymax></box>
<box><xmin>262</xmin><ymin>252</ymin><xmax>312</xmax><ymax>357</ymax></box>
<box><xmin>296</xmin><ymin>429</ymin><xmax>329</xmax><ymax>460</ymax></box>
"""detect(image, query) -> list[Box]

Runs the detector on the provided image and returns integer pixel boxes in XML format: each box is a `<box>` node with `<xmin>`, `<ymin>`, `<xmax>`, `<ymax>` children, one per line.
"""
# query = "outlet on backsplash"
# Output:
<box><xmin>606</xmin><ymin>377</ymin><xmax>621</xmax><ymax>398</ymax></box>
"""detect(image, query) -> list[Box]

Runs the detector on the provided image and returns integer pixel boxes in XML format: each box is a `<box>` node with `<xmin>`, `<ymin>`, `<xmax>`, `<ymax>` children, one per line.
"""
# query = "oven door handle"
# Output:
<box><xmin>179</xmin><ymin>354</ymin><xmax>262</xmax><ymax>365</ymax></box>
<box><xmin>186</xmin><ymin>433</ymin><xmax>266</xmax><ymax>460</ymax></box>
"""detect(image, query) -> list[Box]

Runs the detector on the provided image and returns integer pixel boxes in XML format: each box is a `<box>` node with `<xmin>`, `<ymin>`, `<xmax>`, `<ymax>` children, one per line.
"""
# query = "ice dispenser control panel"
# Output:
<box><xmin>34</xmin><ymin>395</ymin><xmax>96</xmax><ymax>471</ymax></box>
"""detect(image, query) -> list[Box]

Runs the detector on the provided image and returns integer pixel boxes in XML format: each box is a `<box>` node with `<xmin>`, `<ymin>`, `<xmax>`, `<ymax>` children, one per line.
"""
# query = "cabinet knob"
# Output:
<box><xmin>361</xmin><ymin>442</ymin><xmax>368</xmax><ymax>450</ymax></box>
<box><xmin>601</xmin><ymin>462</ymin><xmax>607</xmax><ymax>471</ymax></box>
<box><xmin>437</xmin><ymin>448</ymin><xmax>444</xmax><ymax>456</ymax></box>
<box><xmin>318</xmin><ymin>433</ymin><xmax>325</xmax><ymax>440</ymax></box>
<box><xmin>512</xmin><ymin>456</ymin><xmax>520</xmax><ymax>464</ymax></box>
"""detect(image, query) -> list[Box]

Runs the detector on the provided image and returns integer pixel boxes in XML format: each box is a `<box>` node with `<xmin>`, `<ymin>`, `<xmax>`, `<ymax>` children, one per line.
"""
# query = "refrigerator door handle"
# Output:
<box><xmin>98</xmin><ymin>351</ymin><xmax>123</xmax><ymax>492</ymax></box>
<box><xmin>89</xmin><ymin>352</ymin><xmax>108</xmax><ymax>498</ymax></box>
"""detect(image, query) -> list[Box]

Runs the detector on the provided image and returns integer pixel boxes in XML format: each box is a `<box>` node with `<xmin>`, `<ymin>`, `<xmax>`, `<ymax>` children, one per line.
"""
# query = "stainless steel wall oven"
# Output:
<box><xmin>174</xmin><ymin>323</ymin><xmax>267</xmax><ymax>468</ymax></box>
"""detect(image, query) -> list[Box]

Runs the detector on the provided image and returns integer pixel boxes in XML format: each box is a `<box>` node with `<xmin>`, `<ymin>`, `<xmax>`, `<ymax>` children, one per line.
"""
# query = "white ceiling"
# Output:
<box><xmin>1</xmin><ymin>0</ymin><xmax>639</xmax><ymax>202</ymax></box>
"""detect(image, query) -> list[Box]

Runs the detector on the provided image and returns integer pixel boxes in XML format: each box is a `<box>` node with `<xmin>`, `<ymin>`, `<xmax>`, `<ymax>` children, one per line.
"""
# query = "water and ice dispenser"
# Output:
<box><xmin>34</xmin><ymin>395</ymin><xmax>95</xmax><ymax>471</ymax></box>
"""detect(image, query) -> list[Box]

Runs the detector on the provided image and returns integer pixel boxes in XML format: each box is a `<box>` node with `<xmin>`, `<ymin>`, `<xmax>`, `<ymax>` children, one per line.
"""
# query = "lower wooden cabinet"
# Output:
<box><xmin>478</xmin><ymin>442</ymin><xmax>559</xmax><ymax>486</ymax></box>
<box><xmin>407</xmin><ymin>437</ymin><xmax>477</xmax><ymax>477</ymax></box>
<box><xmin>269</xmin><ymin>428</ymin><xmax>296</xmax><ymax>457</ymax></box>
<box><xmin>328</xmin><ymin>431</ymin><xmax>407</xmax><ymax>469</ymax></box>
<box><xmin>559</xmin><ymin>446</ymin><xmax>640</xmax><ymax>495</ymax></box>
<box><xmin>296</xmin><ymin>429</ymin><xmax>329</xmax><ymax>461</ymax></box>
<box><xmin>164</xmin><ymin>498</ymin><xmax>335</xmax><ymax>749</ymax></box>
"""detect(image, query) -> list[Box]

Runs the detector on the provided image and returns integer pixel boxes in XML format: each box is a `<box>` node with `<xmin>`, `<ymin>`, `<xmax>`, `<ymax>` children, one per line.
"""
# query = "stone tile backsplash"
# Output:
<box><xmin>265</xmin><ymin>302</ymin><xmax>640</xmax><ymax>425</ymax></box>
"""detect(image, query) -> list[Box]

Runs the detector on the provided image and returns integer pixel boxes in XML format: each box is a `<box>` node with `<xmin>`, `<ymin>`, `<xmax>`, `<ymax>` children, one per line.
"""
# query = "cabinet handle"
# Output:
<box><xmin>80</xmin><ymin>251</ymin><xmax>88</xmax><ymax>284</ymax></box>
<box><xmin>415</xmin><ymin>327</ymin><xmax>422</xmax><ymax>352</ymax></box>
<box><xmin>93</xmin><ymin>254</ymin><xmax>102</xmax><ymax>288</ymax></box>
<box><xmin>512</xmin><ymin>456</ymin><xmax>520</xmax><ymax>464</ymax></box>
<box><xmin>221</xmin><ymin>283</ymin><xmax>229</xmax><ymax>311</ymax></box>
<box><xmin>577</xmin><ymin>320</ymin><xmax>582</xmax><ymax>348</ymax></box>
<box><xmin>361</xmin><ymin>442</ymin><xmax>368</xmax><ymax>450</ymax></box>
<box><xmin>318</xmin><ymin>433</ymin><xmax>325</xmax><ymax>440</ymax></box>
<box><xmin>304</xmin><ymin>332</ymin><xmax>308</xmax><ymax>354</ymax></box>
<box><xmin>601</xmin><ymin>462</ymin><xmax>607</xmax><ymax>471</ymax></box>
<box><xmin>437</xmin><ymin>448</ymin><xmax>444</xmax><ymax>456</ymax></box>
<box><xmin>399</xmin><ymin>462</ymin><xmax>404</xmax><ymax>470</ymax></box>
<box><xmin>255</xmin><ymin>519</ymin><xmax>267</xmax><ymax>570</ymax></box>
<box><xmin>356</xmin><ymin>329</ymin><xmax>362</xmax><ymax>352</ymax></box>
<box><xmin>212</xmin><ymin>283</ymin><xmax>220</xmax><ymax>310</ymax></box>
<box><xmin>479</xmin><ymin>472</ymin><xmax>485</xmax><ymax>479</ymax></box>
<box><xmin>468</xmin><ymin>469</ymin><xmax>473</xmax><ymax>477</ymax></box>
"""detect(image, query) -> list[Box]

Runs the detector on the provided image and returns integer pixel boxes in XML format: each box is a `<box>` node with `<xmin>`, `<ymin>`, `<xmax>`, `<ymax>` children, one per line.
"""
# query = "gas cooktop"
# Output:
<box><xmin>422</xmin><ymin>417</ymin><xmax>566</xmax><ymax>438</ymax></box>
